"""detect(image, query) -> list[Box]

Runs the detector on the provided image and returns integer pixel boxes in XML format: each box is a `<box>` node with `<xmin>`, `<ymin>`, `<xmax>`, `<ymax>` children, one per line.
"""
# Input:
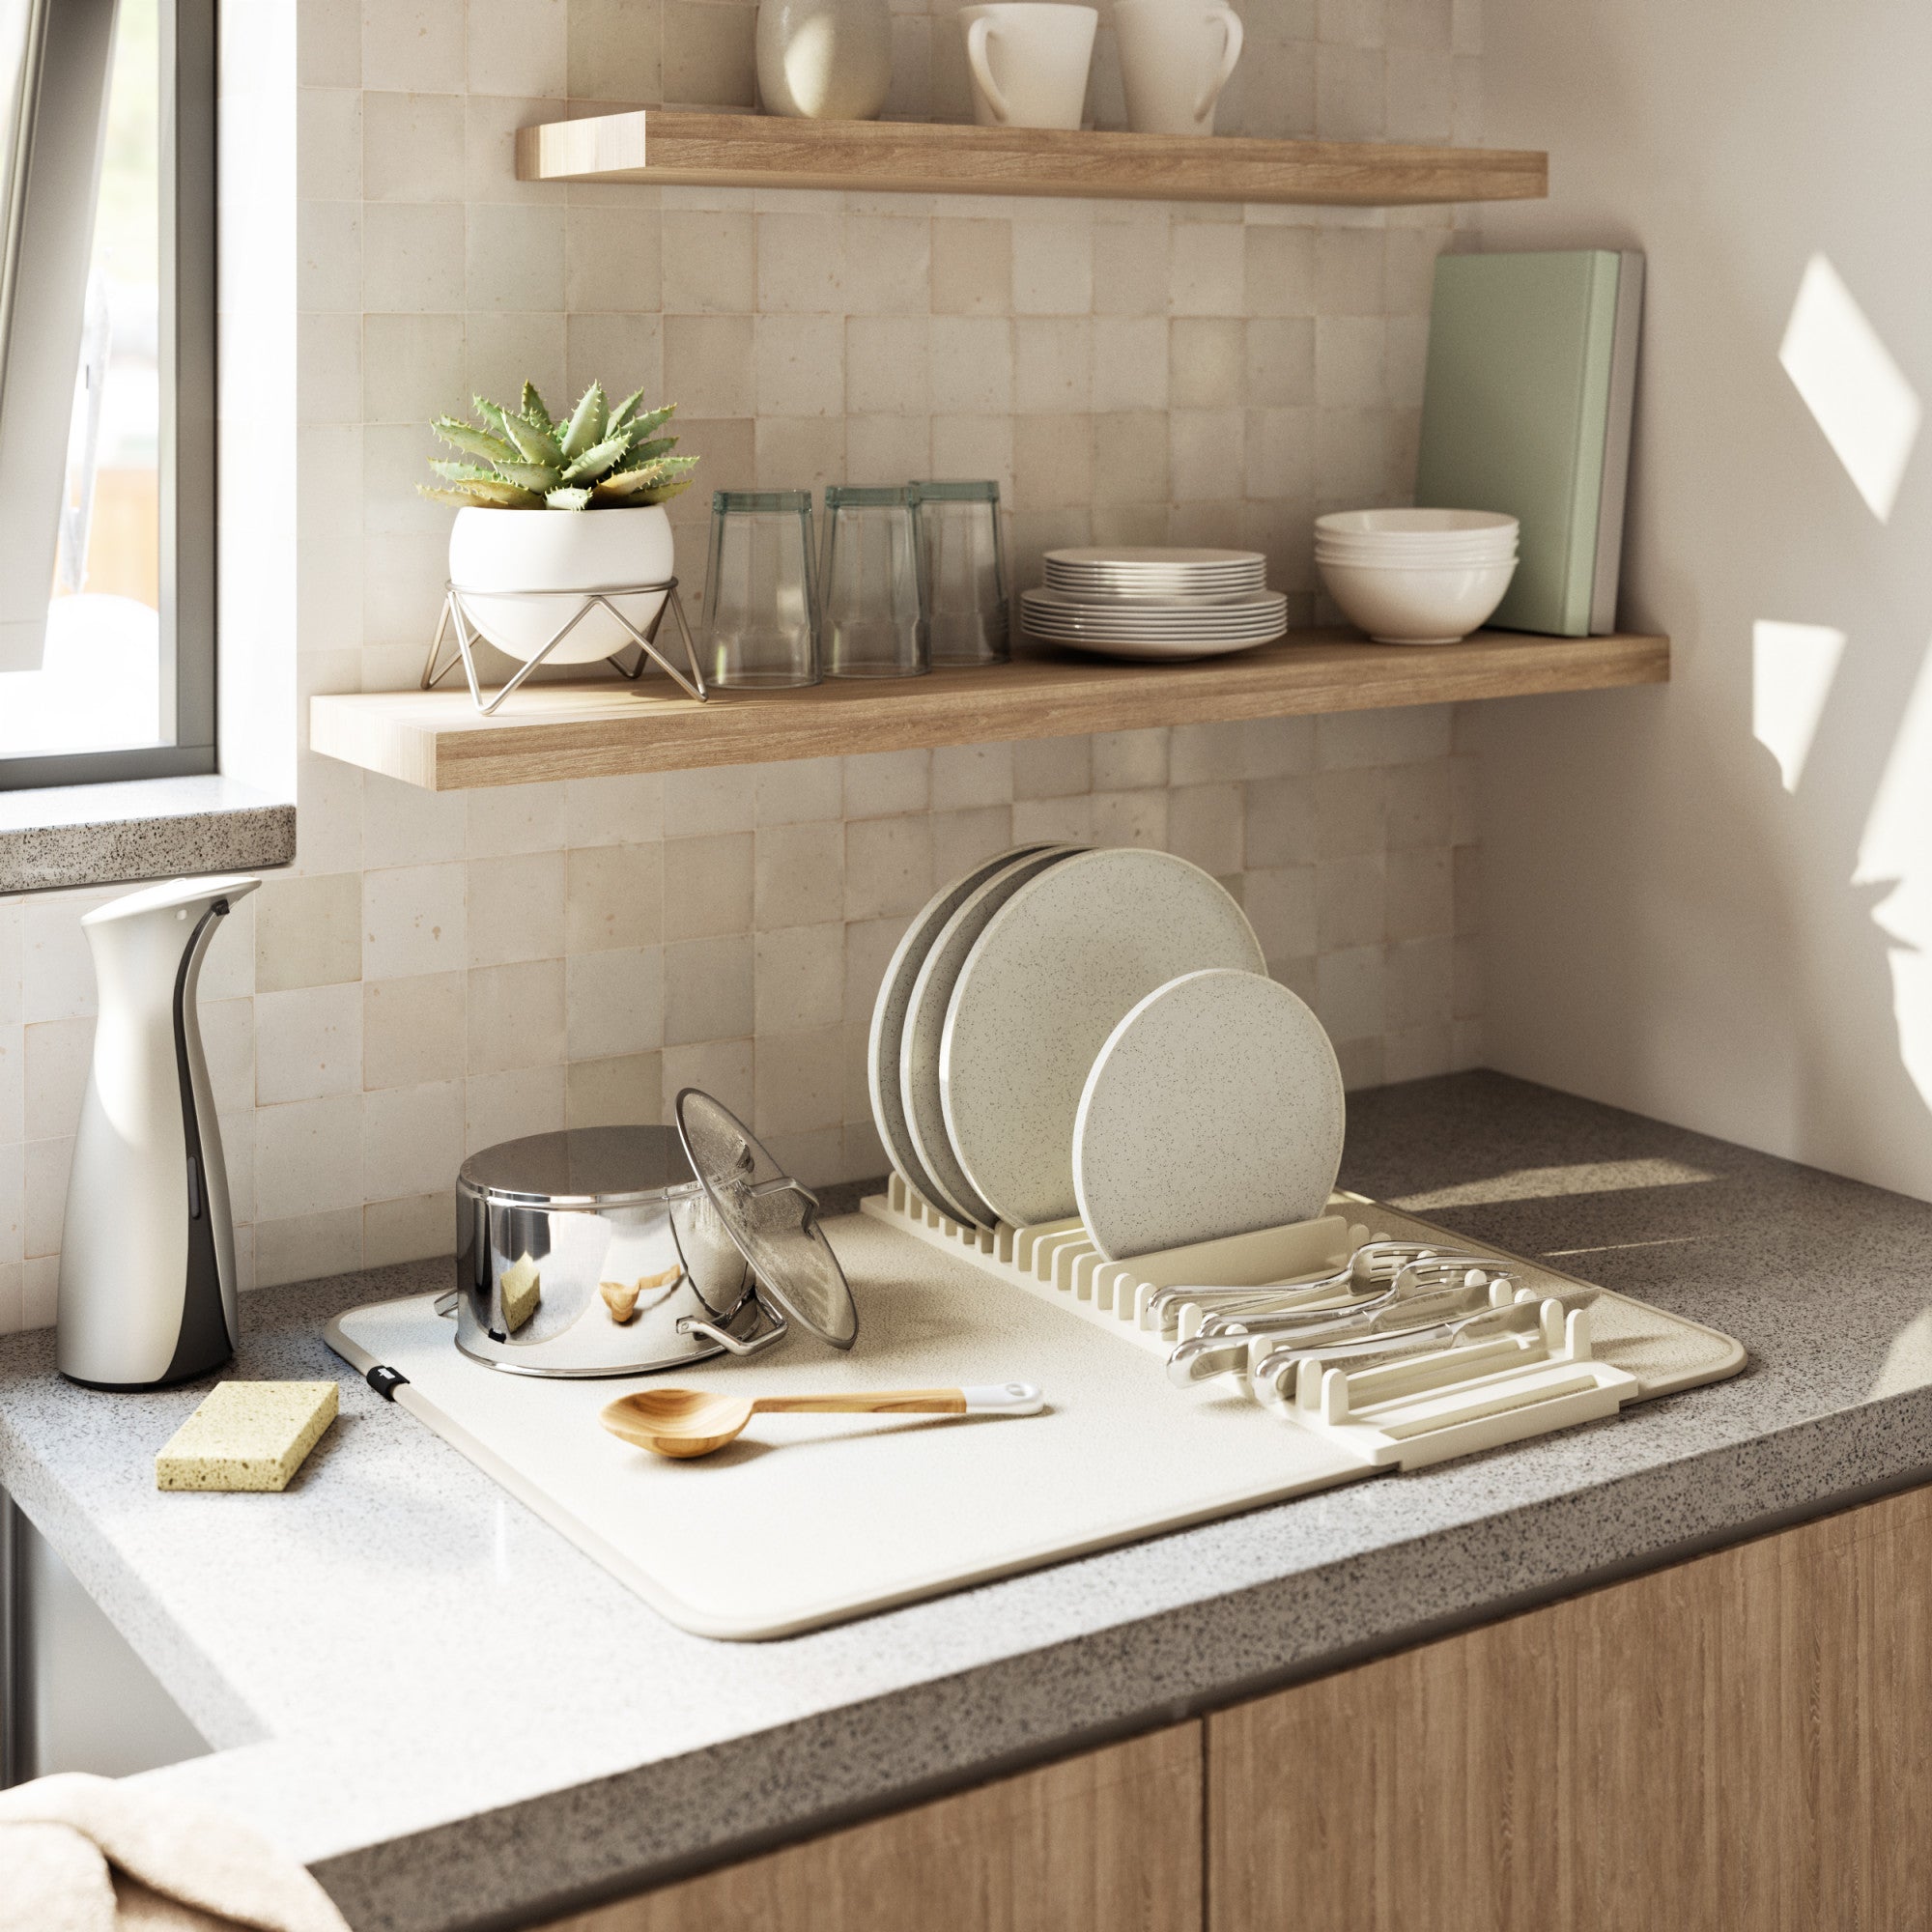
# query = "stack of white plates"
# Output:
<box><xmin>1043</xmin><ymin>547</ymin><xmax>1266</xmax><ymax>602</ymax></box>
<box><xmin>1314</xmin><ymin>509</ymin><xmax>1520</xmax><ymax>645</ymax></box>
<box><xmin>1026</xmin><ymin>548</ymin><xmax>1285</xmax><ymax>661</ymax></box>
<box><xmin>1021</xmin><ymin>586</ymin><xmax>1289</xmax><ymax>662</ymax></box>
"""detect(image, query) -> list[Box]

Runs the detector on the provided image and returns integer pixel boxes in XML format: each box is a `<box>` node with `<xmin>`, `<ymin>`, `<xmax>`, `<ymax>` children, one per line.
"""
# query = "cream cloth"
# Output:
<box><xmin>0</xmin><ymin>1774</ymin><xmax>349</xmax><ymax>1932</ymax></box>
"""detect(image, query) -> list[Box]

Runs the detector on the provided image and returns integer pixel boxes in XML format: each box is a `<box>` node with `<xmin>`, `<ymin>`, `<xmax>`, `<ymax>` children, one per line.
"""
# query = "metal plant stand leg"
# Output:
<box><xmin>421</xmin><ymin>580</ymin><xmax>707</xmax><ymax>716</ymax></box>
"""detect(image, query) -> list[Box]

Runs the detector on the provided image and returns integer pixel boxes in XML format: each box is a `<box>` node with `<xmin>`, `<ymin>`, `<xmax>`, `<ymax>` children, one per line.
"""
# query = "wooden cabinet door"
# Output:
<box><xmin>1208</xmin><ymin>1482</ymin><xmax>1932</xmax><ymax>1932</ymax></box>
<box><xmin>545</xmin><ymin>1720</ymin><xmax>1203</xmax><ymax>1932</ymax></box>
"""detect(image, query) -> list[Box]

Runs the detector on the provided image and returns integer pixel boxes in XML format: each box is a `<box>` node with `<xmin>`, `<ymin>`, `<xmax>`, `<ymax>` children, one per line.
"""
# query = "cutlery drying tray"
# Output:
<box><xmin>865</xmin><ymin>1178</ymin><xmax>1745</xmax><ymax>1471</ymax></box>
<box><xmin>327</xmin><ymin>1194</ymin><xmax>1743</xmax><ymax>1642</ymax></box>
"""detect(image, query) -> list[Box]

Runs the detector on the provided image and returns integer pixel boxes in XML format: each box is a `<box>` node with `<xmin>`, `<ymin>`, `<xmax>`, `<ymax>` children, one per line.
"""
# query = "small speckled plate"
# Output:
<box><xmin>899</xmin><ymin>846</ymin><xmax>1085</xmax><ymax>1227</ymax></box>
<box><xmin>939</xmin><ymin>848</ymin><xmax>1265</xmax><ymax>1230</ymax></box>
<box><xmin>867</xmin><ymin>845</ymin><xmax>1053</xmax><ymax>1213</ymax></box>
<box><xmin>1072</xmin><ymin>968</ymin><xmax>1346</xmax><ymax>1262</ymax></box>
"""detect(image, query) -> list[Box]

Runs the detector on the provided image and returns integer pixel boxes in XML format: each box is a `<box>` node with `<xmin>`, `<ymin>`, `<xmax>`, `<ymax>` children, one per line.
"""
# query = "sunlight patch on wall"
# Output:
<box><xmin>1778</xmin><ymin>254</ymin><xmax>1921</xmax><ymax>522</ymax></box>
<box><xmin>1752</xmin><ymin>619</ymin><xmax>1847</xmax><ymax>791</ymax></box>
<box><xmin>1857</xmin><ymin>636</ymin><xmax>1932</xmax><ymax>1112</ymax></box>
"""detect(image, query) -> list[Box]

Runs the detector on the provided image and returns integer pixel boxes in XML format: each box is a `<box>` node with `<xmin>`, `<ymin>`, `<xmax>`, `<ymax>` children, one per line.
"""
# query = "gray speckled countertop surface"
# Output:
<box><xmin>6</xmin><ymin>1072</ymin><xmax>1932</xmax><ymax>1932</ymax></box>
<box><xmin>0</xmin><ymin>775</ymin><xmax>295</xmax><ymax>894</ymax></box>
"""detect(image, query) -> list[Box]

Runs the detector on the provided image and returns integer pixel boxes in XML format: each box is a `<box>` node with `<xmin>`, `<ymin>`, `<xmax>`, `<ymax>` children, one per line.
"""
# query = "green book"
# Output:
<box><xmin>1415</xmin><ymin>249</ymin><xmax>1644</xmax><ymax>638</ymax></box>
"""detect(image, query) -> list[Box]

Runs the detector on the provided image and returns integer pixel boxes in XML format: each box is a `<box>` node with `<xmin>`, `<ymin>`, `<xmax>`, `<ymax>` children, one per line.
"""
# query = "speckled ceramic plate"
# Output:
<box><xmin>867</xmin><ymin>845</ymin><xmax>1053</xmax><ymax>1212</ymax></box>
<box><xmin>1071</xmin><ymin>968</ymin><xmax>1346</xmax><ymax>1262</ymax></box>
<box><xmin>938</xmin><ymin>848</ymin><xmax>1265</xmax><ymax>1230</ymax></box>
<box><xmin>899</xmin><ymin>845</ymin><xmax>1085</xmax><ymax>1228</ymax></box>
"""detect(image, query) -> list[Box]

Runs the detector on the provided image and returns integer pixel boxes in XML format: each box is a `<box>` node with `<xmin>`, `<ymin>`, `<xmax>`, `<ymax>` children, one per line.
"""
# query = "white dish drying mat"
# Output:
<box><xmin>326</xmin><ymin>1204</ymin><xmax>1743</xmax><ymax>1642</ymax></box>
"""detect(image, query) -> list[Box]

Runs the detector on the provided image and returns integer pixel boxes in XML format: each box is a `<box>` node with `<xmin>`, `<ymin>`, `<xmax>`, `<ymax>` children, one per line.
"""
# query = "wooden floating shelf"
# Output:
<box><xmin>310</xmin><ymin>630</ymin><xmax>1666</xmax><ymax>792</ymax></box>
<box><xmin>516</xmin><ymin>110</ymin><xmax>1548</xmax><ymax>208</ymax></box>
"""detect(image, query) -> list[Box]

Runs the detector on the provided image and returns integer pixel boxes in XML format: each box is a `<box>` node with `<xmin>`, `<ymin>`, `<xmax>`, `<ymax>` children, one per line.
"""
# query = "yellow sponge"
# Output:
<box><xmin>500</xmin><ymin>1253</ymin><xmax>542</xmax><ymax>1331</ymax></box>
<box><xmin>156</xmin><ymin>1381</ymin><xmax>339</xmax><ymax>1492</ymax></box>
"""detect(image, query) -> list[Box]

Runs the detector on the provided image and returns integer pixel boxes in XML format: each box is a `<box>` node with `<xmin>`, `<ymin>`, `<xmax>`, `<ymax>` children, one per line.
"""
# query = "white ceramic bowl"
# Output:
<box><xmin>1316</xmin><ymin>508</ymin><xmax>1519</xmax><ymax>540</ymax></box>
<box><xmin>1318</xmin><ymin>554</ymin><xmax>1518</xmax><ymax>645</ymax></box>
<box><xmin>1316</xmin><ymin>530</ymin><xmax>1518</xmax><ymax>554</ymax></box>
<box><xmin>1314</xmin><ymin>545</ymin><xmax>1522</xmax><ymax>564</ymax></box>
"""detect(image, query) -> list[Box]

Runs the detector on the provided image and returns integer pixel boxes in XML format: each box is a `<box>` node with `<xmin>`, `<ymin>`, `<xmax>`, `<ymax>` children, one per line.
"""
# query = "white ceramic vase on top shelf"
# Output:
<box><xmin>756</xmin><ymin>0</ymin><xmax>893</xmax><ymax>119</ymax></box>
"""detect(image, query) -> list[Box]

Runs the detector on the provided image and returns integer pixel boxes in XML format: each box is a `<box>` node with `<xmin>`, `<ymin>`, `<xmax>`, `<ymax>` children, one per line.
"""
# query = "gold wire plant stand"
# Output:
<box><xmin>421</xmin><ymin>579</ymin><xmax>708</xmax><ymax>716</ymax></box>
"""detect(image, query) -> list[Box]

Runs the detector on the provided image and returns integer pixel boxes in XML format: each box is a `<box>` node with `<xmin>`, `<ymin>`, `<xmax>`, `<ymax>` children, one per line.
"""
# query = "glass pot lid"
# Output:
<box><xmin>673</xmin><ymin>1089</ymin><xmax>859</xmax><ymax>1350</ymax></box>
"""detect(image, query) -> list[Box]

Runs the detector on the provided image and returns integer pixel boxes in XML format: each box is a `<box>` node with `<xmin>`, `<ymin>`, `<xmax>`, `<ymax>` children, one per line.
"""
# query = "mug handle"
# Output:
<box><xmin>967</xmin><ymin>16</ymin><xmax>1011</xmax><ymax>125</ymax></box>
<box><xmin>1196</xmin><ymin>6</ymin><xmax>1244</xmax><ymax>122</ymax></box>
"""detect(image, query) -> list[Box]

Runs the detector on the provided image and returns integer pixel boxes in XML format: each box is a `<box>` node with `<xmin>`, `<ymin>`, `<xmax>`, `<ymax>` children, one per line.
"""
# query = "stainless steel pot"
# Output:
<box><xmin>452</xmin><ymin>1124</ymin><xmax>781</xmax><ymax>1377</ymax></box>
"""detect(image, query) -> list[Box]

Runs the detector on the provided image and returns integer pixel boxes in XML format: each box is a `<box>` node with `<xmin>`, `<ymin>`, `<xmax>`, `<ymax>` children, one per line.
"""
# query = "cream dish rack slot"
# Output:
<box><xmin>861</xmin><ymin>1175</ymin><xmax>1739</xmax><ymax>1473</ymax></box>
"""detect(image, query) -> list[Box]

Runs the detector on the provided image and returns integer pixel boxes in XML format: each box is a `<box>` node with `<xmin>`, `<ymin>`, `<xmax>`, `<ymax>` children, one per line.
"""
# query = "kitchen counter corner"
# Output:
<box><xmin>4</xmin><ymin>1073</ymin><xmax>1932</xmax><ymax>1931</ymax></box>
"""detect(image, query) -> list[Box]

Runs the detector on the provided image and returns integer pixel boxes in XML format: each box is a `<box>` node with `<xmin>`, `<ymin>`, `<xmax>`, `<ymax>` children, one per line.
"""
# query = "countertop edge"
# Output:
<box><xmin>0</xmin><ymin>775</ymin><xmax>296</xmax><ymax>895</ymax></box>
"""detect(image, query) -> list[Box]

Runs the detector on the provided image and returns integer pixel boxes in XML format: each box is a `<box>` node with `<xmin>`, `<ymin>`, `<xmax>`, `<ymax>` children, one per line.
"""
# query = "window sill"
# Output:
<box><xmin>0</xmin><ymin>775</ymin><xmax>295</xmax><ymax>895</ymax></box>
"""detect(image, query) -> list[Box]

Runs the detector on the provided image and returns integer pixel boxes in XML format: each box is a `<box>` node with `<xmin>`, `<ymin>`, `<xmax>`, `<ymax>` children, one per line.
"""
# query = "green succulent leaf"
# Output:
<box><xmin>545</xmin><ymin>485</ymin><xmax>595</xmax><ymax>510</ymax></box>
<box><xmin>432</xmin><ymin>417</ymin><xmax>518</xmax><ymax>463</ymax></box>
<box><xmin>520</xmin><ymin>382</ymin><xmax>553</xmax><ymax>431</ymax></box>
<box><xmin>417</xmin><ymin>480</ymin><xmax>546</xmax><ymax>509</ymax></box>
<box><xmin>591</xmin><ymin>455</ymin><xmax>698</xmax><ymax>501</ymax></box>
<box><xmin>429</xmin><ymin>461</ymin><xmax>503</xmax><ymax>484</ymax></box>
<box><xmin>494</xmin><ymin>461</ymin><xmax>564</xmax><ymax>493</ymax></box>
<box><xmin>502</xmin><ymin>412</ymin><xmax>564</xmax><ymax>466</ymax></box>
<box><xmin>559</xmin><ymin>383</ymin><xmax>608</xmax><ymax>461</ymax></box>
<box><xmin>641</xmin><ymin>476</ymin><xmax>694</xmax><ymax>505</ymax></box>
<box><xmin>623</xmin><ymin>404</ymin><xmax>676</xmax><ymax>443</ymax></box>
<box><xmin>472</xmin><ymin>396</ymin><xmax>515</xmax><ymax>441</ymax></box>
<box><xmin>589</xmin><ymin>468</ymin><xmax>661</xmax><ymax>501</ymax></box>
<box><xmin>559</xmin><ymin>434</ymin><xmax>634</xmax><ymax>485</ymax></box>
<box><xmin>605</xmin><ymin>387</ymin><xmax>647</xmax><ymax>435</ymax></box>
<box><xmin>616</xmin><ymin>437</ymin><xmax>676</xmax><ymax>469</ymax></box>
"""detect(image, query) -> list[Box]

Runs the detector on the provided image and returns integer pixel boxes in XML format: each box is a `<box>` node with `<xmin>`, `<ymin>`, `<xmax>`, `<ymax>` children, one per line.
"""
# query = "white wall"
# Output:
<box><xmin>1475</xmin><ymin>0</ymin><xmax>1932</xmax><ymax>1199</ymax></box>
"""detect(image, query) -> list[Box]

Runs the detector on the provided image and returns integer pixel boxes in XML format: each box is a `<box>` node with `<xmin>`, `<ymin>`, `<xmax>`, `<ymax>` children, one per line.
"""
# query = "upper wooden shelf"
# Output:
<box><xmin>516</xmin><ymin>110</ymin><xmax>1548</xmax><ymax>208</ymax></box>
<box><xmin>310</xmin><ymin>630</ymin><xmax>1665</xmax><ymax>792</ymax></box>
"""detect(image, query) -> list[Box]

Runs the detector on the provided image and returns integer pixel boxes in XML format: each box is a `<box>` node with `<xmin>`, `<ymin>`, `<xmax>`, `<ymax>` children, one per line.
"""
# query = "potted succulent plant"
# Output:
<box><xmin>419</xmin><ymin>380</ymin><xmax>697</xmax><ymax>664</ymax></box>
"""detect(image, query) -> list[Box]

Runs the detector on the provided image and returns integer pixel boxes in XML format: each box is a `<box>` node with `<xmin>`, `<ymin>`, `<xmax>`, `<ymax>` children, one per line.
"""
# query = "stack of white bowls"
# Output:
<box><xmin>1314</xmin><ymin>510</ymin><xmax>1520</xmax><ymax>645</ymax></box>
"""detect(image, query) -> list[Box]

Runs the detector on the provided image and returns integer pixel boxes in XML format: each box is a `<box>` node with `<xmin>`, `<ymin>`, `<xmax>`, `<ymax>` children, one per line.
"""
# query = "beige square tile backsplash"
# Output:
<box><xmin>0</xmin><ymin>0</ymin><xmax>1486</xmax><ymax>1329</ymax></box>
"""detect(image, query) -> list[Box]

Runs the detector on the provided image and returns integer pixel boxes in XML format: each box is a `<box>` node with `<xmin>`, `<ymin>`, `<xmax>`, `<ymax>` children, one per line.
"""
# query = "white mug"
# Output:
<box><xmin>1114</xmin><ymin>0</ymin><xmax>1243</xmax><ymax>136</ymax></box>
<box><xmin>959</xmin><ymin>3</ymin><xmax>1098</xmax><ymax>130</ymax></box>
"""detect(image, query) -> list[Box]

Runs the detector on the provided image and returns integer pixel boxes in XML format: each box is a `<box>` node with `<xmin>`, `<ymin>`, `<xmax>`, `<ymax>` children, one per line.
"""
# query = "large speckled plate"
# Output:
<box><xmin>1072</xmin><ymin>969</ymin><xmax>1345</xmax><ymax>1262</ymax></box>
<box><xmin>899</xmin><ymin>846</ymin><xmax>1084</xmax><ymax>1227</ymax></box>
<box><xmin>867</xmin><ymin>846</ymin><xmax>1053</xmax><ymax>1213</ymax></box>
<box><xmin>939</xmin><ymin>849</ymin><xmax>1265</xmax><ymax>1230</ymax></box>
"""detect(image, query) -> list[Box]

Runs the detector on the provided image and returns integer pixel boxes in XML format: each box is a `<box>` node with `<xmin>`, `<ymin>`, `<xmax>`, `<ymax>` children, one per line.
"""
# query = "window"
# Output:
<box><xmin>0</xmin><ymin>0</ymin><xmax>213</xmax><ymax>789</ymax></box>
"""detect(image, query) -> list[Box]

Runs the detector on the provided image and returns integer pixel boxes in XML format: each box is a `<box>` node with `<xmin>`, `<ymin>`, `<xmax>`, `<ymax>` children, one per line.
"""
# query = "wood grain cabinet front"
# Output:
<box><xmin>1207</xmin><ymin>1482</ymin><xmax>1932</xmax><ymax>1932</ymax></box>
<box><xmin>540</xmin><ymin>1721</ymin><xmax>1204</xmax><ymax>1932</ymax></box>
<box><xmin>531</xmin><ymin>1482</ymin><xmax>1932</xmax><ymax>1932</ymax></box>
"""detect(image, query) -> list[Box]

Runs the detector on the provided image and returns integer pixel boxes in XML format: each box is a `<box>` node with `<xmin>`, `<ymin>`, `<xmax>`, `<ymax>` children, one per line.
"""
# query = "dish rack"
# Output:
<box><xmin>863</xmin><ymin>1174</ymin><xmax>1643</xmax><ymax>1472</ymax></box>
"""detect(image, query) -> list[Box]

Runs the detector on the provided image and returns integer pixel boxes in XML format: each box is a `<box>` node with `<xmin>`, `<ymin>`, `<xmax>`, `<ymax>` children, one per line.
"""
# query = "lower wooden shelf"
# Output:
<box><xmin>308</xmin><ymin>629</ymin><xmax>1668</xmax><ymax>792</ymax></box>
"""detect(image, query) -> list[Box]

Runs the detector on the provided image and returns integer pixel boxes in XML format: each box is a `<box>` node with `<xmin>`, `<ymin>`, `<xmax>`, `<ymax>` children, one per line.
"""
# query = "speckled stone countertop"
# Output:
<box><xmin>0</xmin><ymin>775</ymin><xmax>295</xmax><ymax>894</ymax></box>
<box><xmin>6</xmin><ymin>1072</ymin><xmax>1932</xmax><ymax>1932</ymax></box>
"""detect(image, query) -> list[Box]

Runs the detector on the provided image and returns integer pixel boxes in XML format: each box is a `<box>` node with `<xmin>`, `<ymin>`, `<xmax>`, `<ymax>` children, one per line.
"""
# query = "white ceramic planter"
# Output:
<box><xmin>756</xmin><ymin>0</ymin><xmax>892</xmax><ymax>119</ymax></box>
<box><xmin>446</xmin><ymin>504</ymin><xmax>675</xmax><ymax>664</ymax></box>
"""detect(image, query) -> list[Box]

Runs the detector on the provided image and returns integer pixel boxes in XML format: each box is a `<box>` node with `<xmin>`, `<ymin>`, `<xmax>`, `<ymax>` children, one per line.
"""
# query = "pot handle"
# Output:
<box><xmin>680</xmin><ymin>1300</ymin><xmax>790</xmax><ymax>1358</ymax></box>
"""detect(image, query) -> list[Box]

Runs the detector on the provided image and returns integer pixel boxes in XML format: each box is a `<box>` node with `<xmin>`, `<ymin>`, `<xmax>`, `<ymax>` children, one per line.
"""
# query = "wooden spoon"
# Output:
<box><xmin>600</xmin><ymin>1382</ymin><xmax>1044</xmax><ymax>1461</ymax></box>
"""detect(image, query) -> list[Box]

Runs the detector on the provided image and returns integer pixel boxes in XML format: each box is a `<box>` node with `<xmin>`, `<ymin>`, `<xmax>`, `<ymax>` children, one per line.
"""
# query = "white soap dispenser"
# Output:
<box><xmin>57</xmin><ymin>873</ymin><xmax>261</xmax><ymax>1389</ymax></box>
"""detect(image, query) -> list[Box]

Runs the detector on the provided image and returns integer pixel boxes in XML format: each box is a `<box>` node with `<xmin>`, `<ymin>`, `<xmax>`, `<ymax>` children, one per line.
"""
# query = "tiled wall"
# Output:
<box><xmin>0</xmin><ymin>0</ymin><xmax>1486</xmax><ymax>1330</ymax></box>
